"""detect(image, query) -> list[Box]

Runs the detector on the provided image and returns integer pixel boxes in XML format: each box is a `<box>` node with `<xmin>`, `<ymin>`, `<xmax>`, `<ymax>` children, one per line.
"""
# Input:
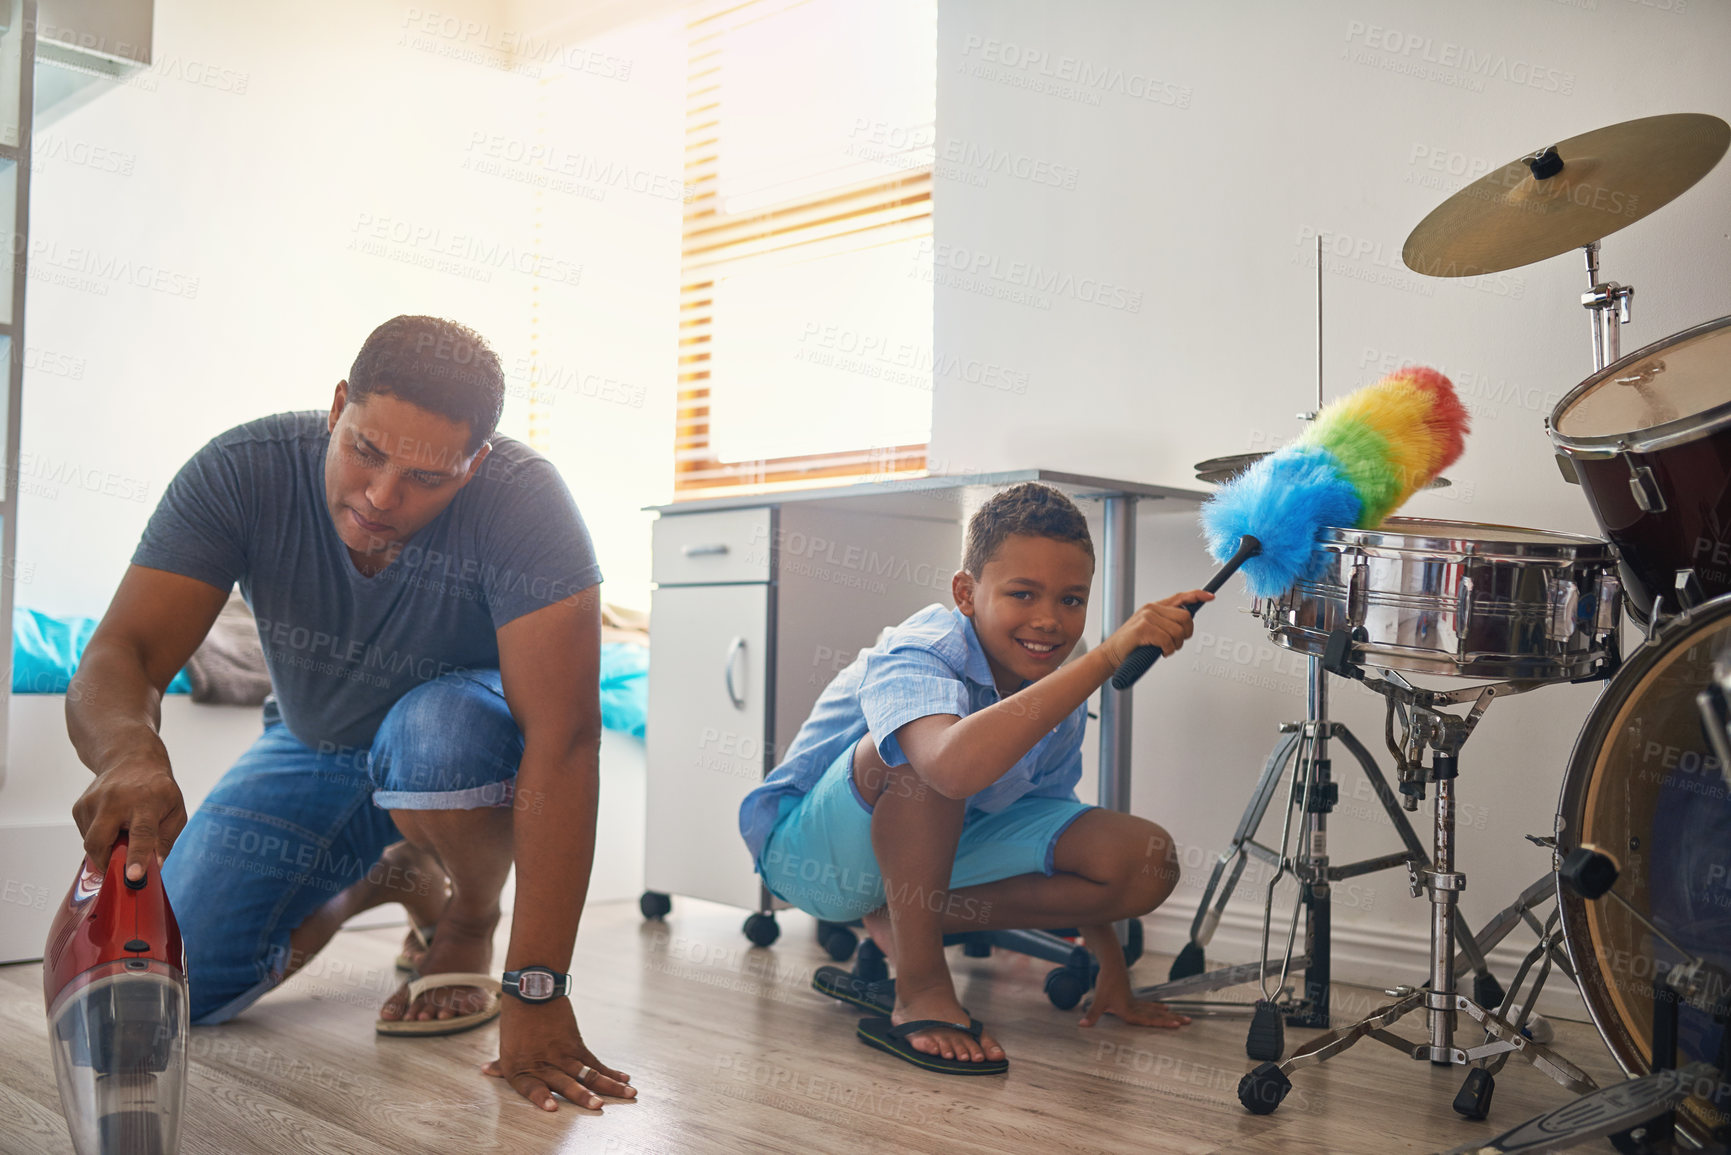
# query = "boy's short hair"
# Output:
<box><xmin>347</xmin><ymin>315</ymin><xmax>504</xmax><ymax>454</ymax></box>
<box><xmin>963</xmin><ymin>483</ymin><xmax>1095</xmax><ymax>577</ymax></box>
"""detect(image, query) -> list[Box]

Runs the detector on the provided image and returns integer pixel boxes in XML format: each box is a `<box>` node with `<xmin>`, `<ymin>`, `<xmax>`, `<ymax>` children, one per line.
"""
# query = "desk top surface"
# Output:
<box><xmin>649</xmin><ymin>469</ymin><xmax>1209</xmax><ymax>517</ymax></box>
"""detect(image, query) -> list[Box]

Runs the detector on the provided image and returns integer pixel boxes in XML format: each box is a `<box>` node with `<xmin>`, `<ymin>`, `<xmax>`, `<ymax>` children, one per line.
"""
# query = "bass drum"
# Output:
<box><xmin>1557</xmin><ymin>594</ymin><xmax>1731</xmax><ymax>1146</ymax></box>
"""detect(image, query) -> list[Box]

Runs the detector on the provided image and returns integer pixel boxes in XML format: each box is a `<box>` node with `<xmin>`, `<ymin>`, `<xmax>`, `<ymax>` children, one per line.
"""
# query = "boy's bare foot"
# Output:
<box><xmin>889</xmin><ymin>976</ymin><xmax>1006</xmax><ymax>1064</ymax></box>
<box><xmin>378</xmin><ymin>906</ymin><xmax>499</xmax><ymax>1022</ymax></box>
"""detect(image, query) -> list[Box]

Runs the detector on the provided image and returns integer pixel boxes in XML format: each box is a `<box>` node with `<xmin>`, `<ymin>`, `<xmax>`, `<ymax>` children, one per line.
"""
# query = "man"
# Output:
<box><xmin>67</xmin><ymin>315</ymin><xmax>632</xmax><ymax>1112</ymax></box>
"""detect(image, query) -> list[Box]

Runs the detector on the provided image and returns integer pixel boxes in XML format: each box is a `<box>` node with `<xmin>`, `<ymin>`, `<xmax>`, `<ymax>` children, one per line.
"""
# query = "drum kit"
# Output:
<box><xmin>1146</xmin><ymin>113</ymin><xmax>1731</xmax><ymax>1153</ymax></box>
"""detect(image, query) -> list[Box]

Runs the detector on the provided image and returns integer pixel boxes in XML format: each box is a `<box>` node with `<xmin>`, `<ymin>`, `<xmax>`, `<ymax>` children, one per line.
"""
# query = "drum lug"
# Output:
<box><xmin>1627</xmin><ymin>463</ymin><xmax>1667</xmax><ymax>514</ymax></box>
<box><xmin>1554</xmin><ymin>453</ymin><xmax>1581</xmax><ymax>486</ymax></box>
<box><xmin>1347</xmin><ymin>561</ymin><xmax>1370</xmax><ymax>627</ymax></box>
<box><xmin>1593</xmin><ymin>572</ymin><xmax>1623</xmax><ymax>635</ymax></box>
<box><xmin>1546</xmin><ymin>574</ymin><xmax>1582</xmax><ymax>643</ymax></box>
<box><xmin>1673</xmin><ymin>569</ymin><xmax>1703</xmax><ymax>612</ymax></box>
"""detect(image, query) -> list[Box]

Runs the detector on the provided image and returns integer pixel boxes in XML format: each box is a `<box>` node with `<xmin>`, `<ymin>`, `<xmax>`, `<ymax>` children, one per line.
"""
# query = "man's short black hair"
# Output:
<box><xmin>346</xmin><ymin>316</ymin><xmax>504</xmax><ymax>454</ymax></box>
<box><xmin>963</xmin><ymin>482</ymin><xmax>1094</xmax><ymax>578</ymax></box>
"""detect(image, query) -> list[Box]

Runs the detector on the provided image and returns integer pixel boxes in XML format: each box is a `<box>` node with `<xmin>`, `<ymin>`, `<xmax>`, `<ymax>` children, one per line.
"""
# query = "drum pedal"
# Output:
<box><xmin>1453</xmin><ymin>1067</ymin><xmax>1495</xmax><ymax>1121</ymax></box>
<box><xmin>1168</xmin><ymin>941</ymin><xmax>1206</xmax><ymax>981</ymax></box>
<box><xmin>1247</xmin><ymin>999</ymin><xmax>1286</xmax><ymax>1061</ymax></box>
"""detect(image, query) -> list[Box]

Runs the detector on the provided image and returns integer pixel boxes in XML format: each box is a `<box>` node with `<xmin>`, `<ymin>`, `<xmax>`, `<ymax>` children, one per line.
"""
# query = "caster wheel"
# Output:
<box><xmin>1246</xmin><ymin>1000</ymin><xmax>1286</xmax><ymax>1062</ymax></box>
<box><xmin>639</xmin><ymin>891</ymin><xmax>671</xmax><ymax>921</ymax></box>
<box><xmin>854</xmin><ymin>937</ymin><xmax>889</xmax><ymax>984</ymax></box>
<box><xmin>743</xmin><ymin>912</ymin><xmax>780</xmax><ymax>947</ymax></box>
<box><xmin>1474</xmin><ymin>972</ymin><xmax>1506</xmax><ymax>1011</ymax></box>
<box><xmin>817</xmin><ymin>921</ymin><xmax>858</xmax><ymax>962</ymax></box>
<box><xmin>1238</xmin><ymin>1061</ymin><xmax>1292</xmax><ymax>1115</ymax></box>
<box><xmin>1122</xmin><ymin>919</ymin><xmax>1145</xmax><ymax>967</ymax></box>
<box><xmin>1453</xmin><ymin>1068</ymin><xmax>1495</xmax><ymax>1121</ymax></box>
<box><xmin>1044</xmin><ymin>965</ymin><xmax>1090</xmax><ymax>1010</ymax></box>
<box><xmin>961</xmin><ymin>934</ymin><xmax>992</xmax><ymax>959</ymax></box>
<box><xmin>1169</xmin><ymin>940</ymin><xmax>1206</xmax><ymax>981</ymax></box>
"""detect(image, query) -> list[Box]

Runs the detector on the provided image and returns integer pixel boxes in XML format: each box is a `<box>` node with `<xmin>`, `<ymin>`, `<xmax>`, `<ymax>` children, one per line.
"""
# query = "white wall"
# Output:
<box><xmin>19</xmin><ymin>0</ymin><xmax>679</xmax><ymax>620</ymax></box>
<box><xmin>934</xmin><ymin>0</ymin><xmax>1731</xmax><ymax>987</ymax></box>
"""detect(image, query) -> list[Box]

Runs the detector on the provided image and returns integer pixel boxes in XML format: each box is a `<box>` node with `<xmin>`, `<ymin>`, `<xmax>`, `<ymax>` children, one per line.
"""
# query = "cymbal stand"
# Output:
<box><xmin>1583</xmin><ymin>240</ymin><xmax>1635</xmax><ymax>372</ymax></box>
<box><xmin>1237</xmin><ymin>648</ymin><xmax>1600</xmax><ymax>1119</ymax></box>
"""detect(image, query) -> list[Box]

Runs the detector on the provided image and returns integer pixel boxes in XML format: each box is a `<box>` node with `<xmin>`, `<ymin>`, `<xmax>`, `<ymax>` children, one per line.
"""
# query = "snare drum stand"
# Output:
<box><xmin>1237</xmin><ymin>636</ymin><xmax>1601</xmax><ymax>1119</ymax></box>
<box><xmin>1136</xmin><ymin>647</ymin><xmax>1513</xmax><ymax>1060</ymax></box>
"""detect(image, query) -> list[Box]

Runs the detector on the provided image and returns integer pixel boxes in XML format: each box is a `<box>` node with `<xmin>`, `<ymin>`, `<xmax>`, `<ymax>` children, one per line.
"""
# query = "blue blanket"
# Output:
<box><xmin>13</xmin><ymin>607</ymin><xmax>650</xmax><ymax>736</ymax></box>
<box><xmin>13</xmin><ymin>607</ymin><xmax>192</xmax><ymax>695</ymax></box>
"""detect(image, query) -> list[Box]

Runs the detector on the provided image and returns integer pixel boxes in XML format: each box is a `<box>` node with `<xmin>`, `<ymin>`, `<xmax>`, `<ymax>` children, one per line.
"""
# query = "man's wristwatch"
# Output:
<box><xmin>501</xmin><ymin>966</ymin><xmax>574</xmax><ymax>1004</ymax></box>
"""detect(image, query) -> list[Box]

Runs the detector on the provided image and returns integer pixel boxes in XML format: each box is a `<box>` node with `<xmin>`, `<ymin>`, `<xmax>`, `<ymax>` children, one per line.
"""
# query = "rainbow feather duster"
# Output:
<box><xmin>1202</xmin><ymin>367</ymin><xmax>1470</xmax><ymax>597</ymax></box>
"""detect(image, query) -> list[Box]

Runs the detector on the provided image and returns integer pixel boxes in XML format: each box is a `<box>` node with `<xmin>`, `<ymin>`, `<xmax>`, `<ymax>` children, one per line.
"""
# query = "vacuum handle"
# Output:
<box><xmin>1111</xmin><ymin>535</ymin><xmax>1261</xmax><ymax>691</ymax></box>
<box><xmin>101</xmin><ymin>834</ymin><xmax>148</xmax><ymax>890</ymax></box>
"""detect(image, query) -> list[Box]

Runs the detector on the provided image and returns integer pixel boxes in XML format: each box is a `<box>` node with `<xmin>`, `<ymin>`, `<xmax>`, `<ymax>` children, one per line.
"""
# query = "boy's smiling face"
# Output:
<box><xmin>954</xmin><ymin>532</ymin><xmax>1094</xmax><ymax>695</ymax></box>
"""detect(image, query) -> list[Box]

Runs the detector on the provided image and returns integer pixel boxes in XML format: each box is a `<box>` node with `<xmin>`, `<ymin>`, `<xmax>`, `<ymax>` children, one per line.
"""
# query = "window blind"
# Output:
<box><xmin>677</xmin><ymin>0</ymin><xmax>935</xmax><ymax>495</ymax></box>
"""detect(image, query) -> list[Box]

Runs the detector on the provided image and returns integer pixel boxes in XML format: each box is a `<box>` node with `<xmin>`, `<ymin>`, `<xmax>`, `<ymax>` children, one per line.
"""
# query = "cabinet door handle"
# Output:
<box><xmin>724</xmin><ymin>636</ymin><xmax>748</xmax><ymax>709</ymax></box>
<box><xmin>683</xmin><ymin>543</ymin><xmax>730</xmax><ymax>558</ymax></box>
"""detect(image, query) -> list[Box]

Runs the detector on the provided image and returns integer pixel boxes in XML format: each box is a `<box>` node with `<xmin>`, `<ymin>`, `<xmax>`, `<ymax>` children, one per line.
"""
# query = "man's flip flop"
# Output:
<box><xmin>375</xmin><ymin>972</ymin><xmax>501</xmax><ymax>1037</ymax></box>
<box><xmin>394</xmin><ymin>924</ymin><xmax>434</xmax><ymax>974</ymax></box>
<box><xmin>856</xmin><ymin>1015</ymin><xmax>1009</xmax><ymax>1076</ymax></box>
<box><xmin>812</xmin><ymin>965</ymin><xmax>895</xmax><ymax>1015</ymax></box>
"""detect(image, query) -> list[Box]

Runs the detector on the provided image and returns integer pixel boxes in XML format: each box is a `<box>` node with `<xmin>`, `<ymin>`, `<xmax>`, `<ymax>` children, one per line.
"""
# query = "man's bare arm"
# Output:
<box><xmin>67</xmin><ymin>565</ymin><xmax>229</xmax><ymax>879</ymax></box>
<box><xmin>488</xmin><ymin>585</ymin><xmax>636</xmax><ymax>1111</ymax></box>
<box><xmin>495</xmin><ymin>585</ymin><xmax>603</xmax><ymax>969</ymax></box>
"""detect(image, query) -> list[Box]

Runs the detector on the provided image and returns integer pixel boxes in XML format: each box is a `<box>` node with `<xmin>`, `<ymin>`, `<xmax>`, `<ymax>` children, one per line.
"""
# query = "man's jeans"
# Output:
<box><xmin>161</xmin><ymin>669</ymin><xmax>523</xmax><ymax>1023</ymax></box>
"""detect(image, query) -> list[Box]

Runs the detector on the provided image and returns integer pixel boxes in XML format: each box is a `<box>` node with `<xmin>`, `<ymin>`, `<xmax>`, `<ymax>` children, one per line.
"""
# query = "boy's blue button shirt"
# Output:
<box><xmin>738</xmin><ymin>603</ymin><xmax>1088</xmax><ymax>861</ymax></box>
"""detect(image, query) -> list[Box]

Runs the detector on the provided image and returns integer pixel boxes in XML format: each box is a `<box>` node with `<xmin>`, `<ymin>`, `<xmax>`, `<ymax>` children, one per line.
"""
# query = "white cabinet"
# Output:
<box><xmin>644</xmin><ymin>581</ymin><xmax>770</xmax><ymax>911</ymax></box>
<box><xmin>642</xmin><ymin>499</ymin><xmax>962</xmax><ymax>940</ymax></box>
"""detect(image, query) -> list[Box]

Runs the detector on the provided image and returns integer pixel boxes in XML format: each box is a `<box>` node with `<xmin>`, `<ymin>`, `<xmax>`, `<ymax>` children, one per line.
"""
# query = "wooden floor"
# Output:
<box><xmin>0</xmin><ymin>898</ymin><xmax>1625</xmax><ymax>1155</ymax></box>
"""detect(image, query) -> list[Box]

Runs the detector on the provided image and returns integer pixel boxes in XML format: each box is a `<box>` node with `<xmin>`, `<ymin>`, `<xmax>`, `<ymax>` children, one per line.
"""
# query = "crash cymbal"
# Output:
<box><xmin>1193</xmin><ymin>452</ymin><xmax>1450</xmax><ymax>488</ymax></box>
<box><xmin>1402</xmin><ymin>112</ymin><xmax>1730</xmax><ymax>278</ymax></box>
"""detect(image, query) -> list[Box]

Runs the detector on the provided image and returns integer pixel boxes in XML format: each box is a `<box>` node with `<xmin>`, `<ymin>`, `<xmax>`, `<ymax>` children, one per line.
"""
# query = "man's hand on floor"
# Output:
<box><xmin>483</xmin><ymin>998</ymin><xmax>637</xmax><ymax>1111</ymax></box>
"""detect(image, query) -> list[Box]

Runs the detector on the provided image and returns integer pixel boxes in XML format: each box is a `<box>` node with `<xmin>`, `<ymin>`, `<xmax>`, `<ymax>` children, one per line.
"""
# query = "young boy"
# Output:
<box><xmin>737</xmin><ymin>482</ymin><xmax>1208</xmax><ymax>1073</ymax></box>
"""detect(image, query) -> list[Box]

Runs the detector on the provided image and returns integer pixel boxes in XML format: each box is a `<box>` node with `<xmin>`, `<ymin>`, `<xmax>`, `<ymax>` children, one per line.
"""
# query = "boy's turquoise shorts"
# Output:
<box><xmin>756</xmin><ymin>738</ymin><xmax>1094</xmax><ymax>923</ymax></box>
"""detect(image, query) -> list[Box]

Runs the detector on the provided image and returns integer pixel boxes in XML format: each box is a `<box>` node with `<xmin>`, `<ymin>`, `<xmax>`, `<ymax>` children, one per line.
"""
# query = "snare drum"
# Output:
<box><xmin>1549</xmin><ymin>314</ymin><xmax>1731</xmax><ymax>623</ymax></box>
<box><xmin>1258</xmin><ymin>517</ymin><xmax>1621</xmax><ymax>681</ymax></box>
<box><xmin>1556</xmin><ymin>594</ymin><xmax>1731</xmax><ymax>1146</ymax></box>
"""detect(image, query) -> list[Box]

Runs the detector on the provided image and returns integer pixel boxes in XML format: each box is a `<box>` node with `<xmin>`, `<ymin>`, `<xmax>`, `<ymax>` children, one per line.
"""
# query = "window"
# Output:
<box><xmin>677</xmin><ymin>0</ymin><xmax>935</xmax><ymax>495</ymax></box>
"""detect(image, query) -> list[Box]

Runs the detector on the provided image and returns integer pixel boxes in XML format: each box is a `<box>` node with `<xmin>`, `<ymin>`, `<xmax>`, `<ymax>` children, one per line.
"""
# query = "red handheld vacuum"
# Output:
<box><xmin>43</xmin><ymin>836</ymin><xmax>189</xmax><ymax>1155</ymax></box>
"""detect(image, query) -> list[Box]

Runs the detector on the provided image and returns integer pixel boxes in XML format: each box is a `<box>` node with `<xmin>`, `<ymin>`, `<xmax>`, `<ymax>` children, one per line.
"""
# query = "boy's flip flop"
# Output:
<box><xmin>856</xmin><ymin>1015</ymin><xmax>1009</xmax><ymax>1076</ymax></box>
<box><xmin>375</xmin><ymin>972</ymin><xmax>501</xmax><ymax>1037</ymax></box>
<box><xmin>811</xmin><ymin>965</ymin><xmax>895</xmax><ymax>1015</ymax></box>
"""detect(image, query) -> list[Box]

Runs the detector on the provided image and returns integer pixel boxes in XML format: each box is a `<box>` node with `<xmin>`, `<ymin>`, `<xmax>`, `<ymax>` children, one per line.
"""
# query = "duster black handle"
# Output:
<box><xmin>1110</xmin><ymin>535</ymin><xmax>1262</xmax><ymax>691</ymax></box>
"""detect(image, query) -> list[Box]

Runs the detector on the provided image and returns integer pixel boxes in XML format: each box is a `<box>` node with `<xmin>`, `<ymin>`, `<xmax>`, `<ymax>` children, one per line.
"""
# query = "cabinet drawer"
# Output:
<box><xmin>652</xmin><ymin>508</ymin><xmax>773</xmax><ymax>585</ymax></box>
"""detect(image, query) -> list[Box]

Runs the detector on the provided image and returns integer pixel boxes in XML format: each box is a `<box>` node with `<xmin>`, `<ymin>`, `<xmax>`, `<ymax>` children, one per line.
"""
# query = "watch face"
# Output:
<box><xmin>520</xmin><ymin>972</ymin><xmax>556</xmax><ymax>1000</ymax></box>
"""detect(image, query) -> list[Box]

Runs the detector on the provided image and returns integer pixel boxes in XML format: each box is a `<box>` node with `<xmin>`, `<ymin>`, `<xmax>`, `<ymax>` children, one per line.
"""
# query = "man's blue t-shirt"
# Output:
<box><xmin>131</xmin><ymin>411</ymin><xmax>602</xmax><ymax>751</ymax></box>
<box><xmin>737</xmin><ymin>603</ymin><xmax>1087</xmax><ymax>862</ymax></box>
